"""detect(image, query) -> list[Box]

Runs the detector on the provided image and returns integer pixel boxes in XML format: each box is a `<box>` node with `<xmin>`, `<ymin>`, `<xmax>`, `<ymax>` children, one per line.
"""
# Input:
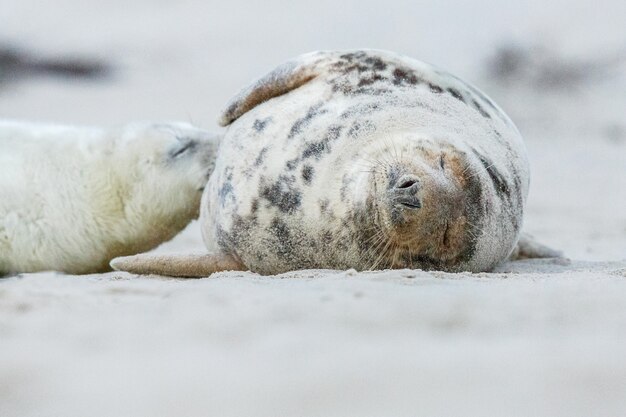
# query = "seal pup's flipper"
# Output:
<box><xmin>219</xmin><ymin>51</ymin><xmax>342</xmax><ymax>126</ymax></box>
<box><xmin>509</xmin><ymin>233</ymin><xmax>563</xmax><ymax>260</ymax></box>
<box><xmin>110</xmin><ymin>253</ymin><xmax>246</xmax><ymax>277</ymax></box>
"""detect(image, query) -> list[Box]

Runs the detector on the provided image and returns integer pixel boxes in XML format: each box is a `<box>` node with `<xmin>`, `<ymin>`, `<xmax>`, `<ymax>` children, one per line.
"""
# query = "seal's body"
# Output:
<box><xmin>113</xmin><ymin>50</ymin><xmax>557</xmax><ymax>277</ymax></box>
<box><xmin>0</xmin><ymin>121</ymin><xmax>217</xmax><ymax>275</ymax></box>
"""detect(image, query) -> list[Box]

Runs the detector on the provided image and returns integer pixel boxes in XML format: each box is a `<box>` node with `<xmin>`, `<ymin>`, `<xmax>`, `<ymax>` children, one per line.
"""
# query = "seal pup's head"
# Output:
<box><xmin>90</xmin><ymin>122</ymin><xmax>219</xmax><ymax>259</ymax></box>
<box><xmin>348</xmin><ymin>133</ymin><xmax>516</xmax><ymax>272</ymax></box>
<box><xmin>111</xmin><ymin>122</ymin><xmax>217</xmax><ymax>211</ymax></box>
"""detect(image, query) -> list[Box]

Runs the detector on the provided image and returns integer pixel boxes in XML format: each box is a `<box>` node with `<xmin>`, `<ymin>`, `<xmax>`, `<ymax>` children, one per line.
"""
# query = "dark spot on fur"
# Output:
<box><xmin>340</xmin><ymin>174</ymin><xmax>355</xmax><ymax>202</ymax></box>
<box><xmin>357</xmin><ymin>73</ymin><xmax>385</xmax><ymax>87</ymax></box>
<box><xmin>216</xmin><ymin>225</ymin><xmax>231</xmax><ymax>249</ymax></box>
<box><xmin>254</xmin><ymin>214</ymin><xmax>335</xmax><ymax>272</ymax></box>
<box><xmin>319</xmin><ymin>198</ymin><xmax>330</xmax><ymax>214</ymax></box>
<box><xmin>302</xmin><ymin>141</ymin><xmax>329</xmax><ymax>160</ymax></box>
<box><xmin>352</xmin><ymin>86</ymin><xmax>392</xmax><ymax>96</ymax></box>
<box><xmin>347</xmin><ymin>119</ymin><xmax>376</xmax><ymax>139</ymax></box>
<box><xmin>288</xmin><ymin>102</ymin><xmax>327</xmax><ymax>139</ymax></box>
<box><xmin>447</xmin><ymin>88</ymin><xmax>465</xmax><ymax>102</ymax></box>
<box><xmin>321</xmin><ymin>230</ymin><xmax>334</xmax><ymax>244</ymax></box>
<box><xmin>468</xmin><ymin>147</ymin><xmax>522</xmax><ymax>234</ymax></box>
<box><xmin>428</xmin><ymin>83</ymin><xmax>444</xmax><ymax>93</ymax></box>
<box><xmin>326</xmin><ymin>124</ymin><xmax>343</xmax><ymax>140</ymax></box>
<box><xmin>217</xmin><ymin>170</ymin><xmax>237</xmax><ymax>206</ymax></box>
<box><xmin>301</xmin><ymin>165</ymin><xmax>314</xmax><ymax>184</ymax></box>
<box><xmin>347</xmin><ymin>121</ymin><xmax>361</xmax><ymax>138</ymax></box>
<box><xmin>270</xmin><ymin>217</ymin><xmax>290</xmax><ymax>244</ymax></box>
<box><xmin>251</xmin><ymin>199</ymin><xmax>259</xmax><ymax>214</ymax></box>
<box><xmin>224</xmin><ymin>166</ymin><xmax>234</xmax><ymax>181</ymax></box>
<box><xmin>471</xmin><ymin>148</ymin><xmax>510</xmax><ymax>200</ymax></box>
<box><xmin>285</xmin><ymin>158</ymin><xmax>300</xmax><ymax>170</ymax></box>
<box><xmin>472</xmin><ymin>99</ymin><xmax>491</xmax><ymax>119</ymax></box>
<box><xmin>253</xmin><ymin>117</ymin><xmax>271</xmax><ymax>132</ymax></box>
<box><xmin>510</xmin><ymin>176</ymin><xmax>523</xmax><ymax>232</ymax></box>
<box><xmin>463</xmin><ymin>81</ymin><xmax>501</xmax><ymax>115</ymax></box>
<box><xmin>260</xmin><ymin>175</ymin><xmax>302</xmax><ymax>214</ymax></box>
<box><xmin>254</xmin><ymin>147</ymin><xmax>269</xmax><ymax>166</ymax></box>
<box><xmin>340</xmin><ymin>102</ymin><xmax>381</xmax><ymax>119</ymax></box>
<box><xmin>317</xmin><ymin>198</ymin><xmax>336</xmax><ymax>219</ymax></box>
<box><xmin>302</xmin><ymin>125</ymin><xmax>343</xmax><ymax>160</ymax></box>
<box><xmin>335</xmin><ymin>52</ymin><xmax>373</xmax><ymax>74</ymax></box>
<box><xmin>392</xmin><ymin>67</ymin><xmax>419</xmax><ymax>86</ymax></box>
<box><xmin>339</xmin><ymin>52</ymin><xmax>367</xmax><ymax>61</ymax></box>
<box><xmin>364</xmin><ymin>56</ymin><xmax>387</xmax><ymax>71</ymax></box>
<box><xmin>218</xmin><ymin>180</ymin><xmax>234</xmax><ymax>207</ymax></box>
<box><xmin>326</xmin><ymin>52</ymin><xmax>399</xmax><ymax>96</ymax></box>
<box><xmin>216</xmin><ymin>212</ymin><xmax>258</xmax><ymax>253</ymax></box>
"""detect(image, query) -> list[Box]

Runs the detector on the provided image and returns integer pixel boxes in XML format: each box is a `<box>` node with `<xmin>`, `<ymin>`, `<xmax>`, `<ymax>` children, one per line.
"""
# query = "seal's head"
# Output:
<box><xmin>111</xmin><ymin>123</ymin><xmax>218</xmax><ymax>219</ymax></box>
<box><xmin>349</xmin><ymin>134</ymin><xmax>513</xmax><ymax>272</ymax></box>
<box><xmin>76</xmin><ymin>121</ymin><xmax>222</xmax><ymax>267</ymax></box>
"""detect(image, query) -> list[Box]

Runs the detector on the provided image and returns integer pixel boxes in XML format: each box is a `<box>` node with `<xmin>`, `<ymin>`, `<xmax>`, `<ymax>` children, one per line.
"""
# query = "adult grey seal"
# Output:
<box><xmin>112</xmin><ymin>49</ymin><xmax>558</xmax><ymax>276</ymax></box>
<box><xmin>0</xmin><ymin>121</ymin><xmax>218</xmax><ymax>275</ymax></box>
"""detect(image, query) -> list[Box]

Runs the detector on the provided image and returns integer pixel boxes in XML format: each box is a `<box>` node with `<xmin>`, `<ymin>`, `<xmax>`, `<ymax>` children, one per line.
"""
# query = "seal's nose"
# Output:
<box><xmin>391</xmin><ymin>175</ymin><xmax>421</xmax><ymax>209</ymax></box>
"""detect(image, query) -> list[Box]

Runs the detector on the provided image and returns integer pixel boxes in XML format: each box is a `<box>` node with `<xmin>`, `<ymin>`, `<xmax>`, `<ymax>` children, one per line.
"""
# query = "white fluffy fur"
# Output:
<box><xmin>0</xmin><ymin>121</ymin><xmax>217</xmax><ymax>275</ymax></box>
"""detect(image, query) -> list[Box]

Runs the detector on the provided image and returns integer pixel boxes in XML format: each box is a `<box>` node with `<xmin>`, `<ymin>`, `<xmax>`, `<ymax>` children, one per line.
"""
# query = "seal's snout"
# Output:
<box><xmin>390</xmin><ymin>175</ymin><xmax>421</xmax><ymax>210</ymax></box>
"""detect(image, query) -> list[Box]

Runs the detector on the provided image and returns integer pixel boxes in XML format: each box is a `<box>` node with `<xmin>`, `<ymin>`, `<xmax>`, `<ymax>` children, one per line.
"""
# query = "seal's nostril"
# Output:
<box><xmin>397</xmin><ymin>179</ymin><xmax>417</xmax><ymax>189</ymax></box>
<box><xmin>394</xmin><ymin>175</ymin><xmax>420</xmax><ymax>190</ymax></box>
<box><xmin>391</xmin><ymin>175</ymin><xmax>421</xmax><ymax>209</ymax></box>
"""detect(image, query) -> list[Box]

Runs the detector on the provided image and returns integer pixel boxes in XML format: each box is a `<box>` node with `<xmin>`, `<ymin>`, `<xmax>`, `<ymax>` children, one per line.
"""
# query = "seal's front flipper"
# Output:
<box><xmin>110</xmin><ymin>253</ymin><xmax>246</xmax><ymax>277</ymax></box>
<box><xmin>219</xmin><ymin>50</ymin><xmax>353</xmax><ymax>126</ymax></box>
<box><xmin>509</xmin><ymin>233</ymin><xmax>563</xmax><ymax>260</ymax></box>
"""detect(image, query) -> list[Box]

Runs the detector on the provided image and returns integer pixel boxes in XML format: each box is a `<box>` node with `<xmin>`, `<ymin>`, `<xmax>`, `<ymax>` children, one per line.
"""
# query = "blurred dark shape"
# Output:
<box><xmin>488</xmin><ymin>45</ymin><xmax>529</xmax><ymax>81</ymax></box>
<box><xmin>0</xmin><ymin>44</ymin><xmax>112</xmax><ymax>87</ymax></box>
<box><xmin>486</xmin><ymin>44</ymin><xmax>626</xmax><ymax>90</ymax></box>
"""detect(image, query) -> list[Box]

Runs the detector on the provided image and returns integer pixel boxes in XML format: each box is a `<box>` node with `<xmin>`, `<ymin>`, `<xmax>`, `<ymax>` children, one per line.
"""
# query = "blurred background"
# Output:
<box><xmin>1</xmin><ymin>0</ymin><xmax>625</xmax><ymax>260</ymax></box>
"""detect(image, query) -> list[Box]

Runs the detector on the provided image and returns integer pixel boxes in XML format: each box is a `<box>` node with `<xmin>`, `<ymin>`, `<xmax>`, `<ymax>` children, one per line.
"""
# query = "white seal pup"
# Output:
<box><xmin>112</xmin><ymin>49</ymin><xmax>559</xmax><ymax>276</ymax></box>
<box><xmin>0</xmin><ymin>121</ymin><xmax>218</xmax><ymax>275</ymax></box>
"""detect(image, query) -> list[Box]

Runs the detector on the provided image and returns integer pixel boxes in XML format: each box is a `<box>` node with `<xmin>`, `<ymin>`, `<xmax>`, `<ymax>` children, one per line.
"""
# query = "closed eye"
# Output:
<box><xmin>439</xmin><ymin>154</ymin><xmax>445</xmax><ymax>170</ymax></box>
<box><xmin>169</xmin><ymin>138</ymin><xmax>197</xmax><ymax>159</ymax></box>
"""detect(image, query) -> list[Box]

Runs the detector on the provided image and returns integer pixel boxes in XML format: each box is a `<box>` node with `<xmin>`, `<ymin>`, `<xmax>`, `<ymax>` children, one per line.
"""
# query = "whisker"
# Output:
<box><xmin>370</xmin><ymin>238</ymin><xmax>393</xmax><ymax>270</ymax></box>
<box><xmin>391</xmin><ymin>243</ymin><xmax>400</xmax><ymax>269</ymax></box>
